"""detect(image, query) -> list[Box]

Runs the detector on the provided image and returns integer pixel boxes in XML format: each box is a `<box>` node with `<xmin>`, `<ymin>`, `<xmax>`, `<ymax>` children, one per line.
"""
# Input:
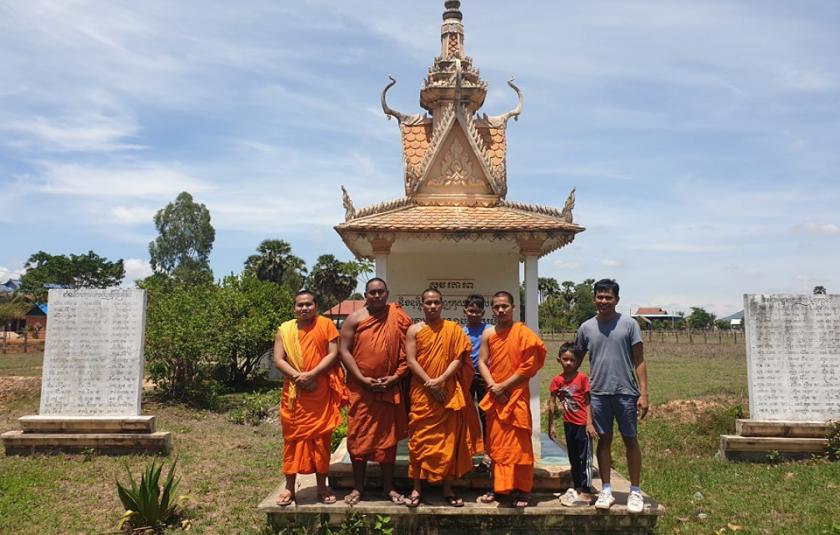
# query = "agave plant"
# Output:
<box><xmin>116</xmin><ymin>458</ymin><xmax>183</xmax><ymax>531</ymax></box>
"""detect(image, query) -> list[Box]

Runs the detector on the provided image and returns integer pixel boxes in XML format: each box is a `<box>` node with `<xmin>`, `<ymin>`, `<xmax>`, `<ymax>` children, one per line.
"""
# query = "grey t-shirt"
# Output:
<box><xmin>575</xmin><ymin>313</ymin><xmax>643</xmax><ymax>396</ymax></box>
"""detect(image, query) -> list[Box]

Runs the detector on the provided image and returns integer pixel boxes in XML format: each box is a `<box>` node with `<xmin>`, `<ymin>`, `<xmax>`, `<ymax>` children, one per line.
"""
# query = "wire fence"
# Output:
<box><xmin>542</xmin><ymin>329</ymin><xmax>743</xmax><ymax>345</ymax></box>
<box><xmin>0</xmin><ymin>330</ymin><xmax>46</xmax><ymax>354</ymax></box>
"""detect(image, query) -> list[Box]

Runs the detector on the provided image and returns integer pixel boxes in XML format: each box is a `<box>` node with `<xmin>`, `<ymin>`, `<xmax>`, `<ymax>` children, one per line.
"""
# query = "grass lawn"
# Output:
<box><xmin>2</xmin><ymin>343</ymin><xmax>839</xmax><ymax>534</ymax></box>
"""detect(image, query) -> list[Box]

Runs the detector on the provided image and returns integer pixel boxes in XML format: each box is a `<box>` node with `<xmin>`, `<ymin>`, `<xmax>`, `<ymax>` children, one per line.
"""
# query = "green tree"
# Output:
<box><xmin>19</xmin><ymin>250</ymin><xmax>125</xmax><ymax>300</ymax></box>
<box><xmin>141</xmin><ymin>277</ymin><xmax>220</xmax><ymax>405</ymax></box>
<box><xmin>308</xmin><ymin>255</ymin><xmax>367</xmax><ymax>312</ymax></box>
<box><xmin>715</xmin><ymin>319</ymin><xmax>730</xmax><ymax>330</ymax></box>
<box><xmin>687</xmin><ymin>307</ymin><xmax>716</xmax><ymax>330</ymax></box>
<box><xmin>538</xmin><ymin>277</ymin><xmax>560</xmax><ymax>304</ymax></box>
<box><xmin>148</xmin><ymin>192</ymin><xmax>215</xmax><ymax>285</ymax></box>
<box><xmin>243</xmin><ymin>239</ymin><xmax>307</xmax><ymax>290</ymax></box>
<box><xmin>211</xmin><ymin>274</ymin><xmax>293</xmax><ymax>386</ymax></box>
<box><xmin>537</xmin><ymin>278</ymin><xmax>597</xmax><ymax>332</ymax></box>
<box><xmin>814</xmin><ymin>285</ymin><xmax>827</xmax><ymax>295</ymax></box>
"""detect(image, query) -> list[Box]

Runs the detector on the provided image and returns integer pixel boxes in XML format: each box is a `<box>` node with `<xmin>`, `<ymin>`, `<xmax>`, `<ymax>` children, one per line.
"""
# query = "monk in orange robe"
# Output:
<box><xmin>478</xmin><ymin>290</ymin><xmax>546</xmax><ymax>508</ymax></box>
<box><xmin>339</xmin><ymin>278</ymin><xmax>412</xmax><ymax>505</ymax></box>
<box><xmin>404</xmin><ymin>288</ymin><xmax>484</xmax><ymax>507</ymax></box>
<box><xmin>274</xmin><ymin>290</ymin><xmax>348</xmax><ymax>506</ymax></box>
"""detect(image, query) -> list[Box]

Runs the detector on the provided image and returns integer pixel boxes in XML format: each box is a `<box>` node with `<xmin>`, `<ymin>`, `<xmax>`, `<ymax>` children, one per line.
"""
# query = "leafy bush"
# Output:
<box><xmin>116</xmin><ymin>458</ymin><xmax>184</xmax><ymax>532</ymax></box>
<box><xmin>827</xmin><ymin>420</ymin><xmax>840</xmax><ymax>461</ymax></box>
<box><xmin>331</xmin><ymin>409</ymin><xmax>349</xmax><ymax>451</ymax></box>
<box><xmin>228</xmin><ymin>389</ymin><xmax>282</xmax><ymax>426</ymax></box>
<box><xmin>141</xmin><ymin>274</ymin><xmax>292</xmax><ymax>406</ymax></box>
<box><xmin>694</xmin><ymin>403</ymin><xmax>744</xmax><ymax>437</ymax></box>
<box><xmin>141</xmin><ymin>277</ymin><xmax>221</xmax><ymax>406</ymax></box>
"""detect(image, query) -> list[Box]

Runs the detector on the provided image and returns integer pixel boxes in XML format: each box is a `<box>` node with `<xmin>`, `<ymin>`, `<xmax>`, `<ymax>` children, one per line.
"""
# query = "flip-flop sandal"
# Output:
<box><xmin>318</xmin><ymin>493</ymin><xmax>337</xmax><ymax>504</ymax></box>
<box><xmin>344</xmin><ymin>491</ymin><xmax>363</xmax><ymax>505</ymax></box>
<box><xmin>384</xmin><ymin>491</ymin><xmax>405</xmax><ymax>504</ymax></box>
<box><xmin>444</xmin><ymin>495</ymin><xmax>464</xmax><ymax>508</ymax></box>
<box><xmin>478</xmin><ymin>492</ymin><xmax>496</xmax><ymax>504</ymax></box>
<box><xmin>276</xmin><ymin>491</ymin><xmax>295</xmax><ymax>507</ymax></box>
<box><xmin>512</xmin><ymin>494</ymin><xmax>530</xmax><ymax>508</ymax></box>
<box><xmin>405</xmin><ymin>493</ymin><xmax>422</xmax><ymax>508</ymax></box>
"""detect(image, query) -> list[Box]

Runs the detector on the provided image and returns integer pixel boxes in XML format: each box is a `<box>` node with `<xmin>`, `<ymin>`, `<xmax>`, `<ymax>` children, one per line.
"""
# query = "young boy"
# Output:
<box><xmin>548</xmin><ymin>342</ymin><xmax>597</xmax><ymax>507</ymax></box>
<box><xmin>463</xmin><ymin>294</ymin><xmax>492</xmax><ymax>470</ymax></box>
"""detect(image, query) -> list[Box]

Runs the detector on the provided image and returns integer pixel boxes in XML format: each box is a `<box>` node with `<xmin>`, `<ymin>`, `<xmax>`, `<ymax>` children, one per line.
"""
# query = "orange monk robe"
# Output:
<box><xmin>408</xmin><ymin>320</ymin><xmax>484</xmax><ymax>483</ymax></box>
<box><xmin>280</xmin><ymin>315</ymin><xmax>348</xmax><ymax>475</ymax></box>
<box><xmin>479</xmin><ymin>322</ymin><xmax>546</xmax><ymax>494</ymax></box>
<box><xmin>346</xmin><ymin>303</ymin><xmax>412</xmax><ymax>463</ymax></box>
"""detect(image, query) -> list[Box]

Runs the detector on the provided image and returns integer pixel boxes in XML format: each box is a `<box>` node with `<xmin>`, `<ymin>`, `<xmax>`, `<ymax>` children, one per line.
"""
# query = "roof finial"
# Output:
<box><xmin>443</xmin><ymin>0</ymin><xmax>462</xmax><ymax>22</ymax></box>
<box><xmin>440</xmin><ymin>1</ymin><xmax>465</xmax><ymax>59</ymax></box>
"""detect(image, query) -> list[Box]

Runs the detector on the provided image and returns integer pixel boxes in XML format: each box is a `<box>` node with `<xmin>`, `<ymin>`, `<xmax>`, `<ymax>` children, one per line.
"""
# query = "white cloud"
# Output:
<box><xmin>791</xmin><ymin>222</ymin><xmax>840</xmax><ymax>235</ymax></box>
<box><xmin>553</xmin><ymin>260</ymin><xmax>580</xmax><ymax>270</ymax></box>
<box><xmin>111</xmin><ymin>206</ymin><xmax>155</xmax><ymax>225</ymax></box>
<box><xmin>123</xmin><ymin>258</ymin><xmax>153</xmax><ymax>283</ymax></box>
<box><xmin>3</xmin><ymin>107</ymin><xmax>142</xmax><ymax>153</ymax></box>
<box><xmin>0</xmin><ymin>266</ymin><xmax>24</xmax><ymax>281</ymax></box>
<box><xmin>34</xmin><ymin>163</ymin><xmax>211</xmax><ymax>199</ymax></box>
<box><xmin>601</xmin><ymin>259</ymin><xmax>622</xmax><ymax>267</ymax></box>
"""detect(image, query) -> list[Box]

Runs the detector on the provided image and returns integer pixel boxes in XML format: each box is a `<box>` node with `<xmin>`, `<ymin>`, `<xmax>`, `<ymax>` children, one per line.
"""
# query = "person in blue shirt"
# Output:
<box><xmin>463</xmin><ymin>294</ymin><xmax>491</xmax><ymax>468</ymax></box>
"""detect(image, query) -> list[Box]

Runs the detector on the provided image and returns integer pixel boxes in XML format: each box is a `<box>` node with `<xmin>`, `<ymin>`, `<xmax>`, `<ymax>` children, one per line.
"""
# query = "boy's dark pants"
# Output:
<box><xmin>471</xmin><ymin>373</ymin><xmax>487</xmax><ymax>440</ymax></box>
<box><xmin>564</xmin><ymin>422</ymin><xmax>593</xmax><ymax>491</ymax></box>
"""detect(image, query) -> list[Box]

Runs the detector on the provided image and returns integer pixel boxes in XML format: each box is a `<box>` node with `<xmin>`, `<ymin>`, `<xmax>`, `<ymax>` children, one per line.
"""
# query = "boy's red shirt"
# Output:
<box><xmin>549</xmin><ymin>371</ymin><xmax>590</xmax><ymax>426</ymax></box>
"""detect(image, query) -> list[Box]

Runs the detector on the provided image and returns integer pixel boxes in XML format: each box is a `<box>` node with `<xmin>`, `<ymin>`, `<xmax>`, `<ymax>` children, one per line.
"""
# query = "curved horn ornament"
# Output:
<box><xmin>381</xmin><ymin>75</ymin><xmax>408</xmax><ymax>123</ymax></box>
<box><xmin>486</xmin><ymin>77</ymin><xmax>523</xmax><ymax>126</ymax></box>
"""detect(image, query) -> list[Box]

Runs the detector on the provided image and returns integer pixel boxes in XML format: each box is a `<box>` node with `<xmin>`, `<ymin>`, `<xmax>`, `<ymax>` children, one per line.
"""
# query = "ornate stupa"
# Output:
<box><xmin>336</xmin><ymin>1</ymin><xmax>583</xmax><ymax>276</ymax></box>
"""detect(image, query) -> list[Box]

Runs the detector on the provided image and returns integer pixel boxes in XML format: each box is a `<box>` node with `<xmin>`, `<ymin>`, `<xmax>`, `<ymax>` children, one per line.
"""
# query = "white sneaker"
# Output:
<box><xmin>559</xmin><ymin>488</ymin><xmax>578</xmax><ymax>506</ymax></box>
<box><xmin>627</xmin><ymin>490</ymin><xmax>644</xmax><ymax>514</ymax></box>
<box><xmin>594</xmin><ymin>488</ymin><xmax>615</xmax><ymax>510</ymax></box>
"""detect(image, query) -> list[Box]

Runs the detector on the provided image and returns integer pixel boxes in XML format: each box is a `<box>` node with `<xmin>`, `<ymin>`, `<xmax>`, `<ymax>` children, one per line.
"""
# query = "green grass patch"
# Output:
<box><xmin>0</xmin><ymin>351</ymin><xmax>43</xmax><ymax>377</ymax></box>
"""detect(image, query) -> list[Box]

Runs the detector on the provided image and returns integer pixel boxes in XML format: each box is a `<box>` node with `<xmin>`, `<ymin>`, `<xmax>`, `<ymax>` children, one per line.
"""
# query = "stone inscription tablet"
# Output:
<box><xmin>744</xmin><ymin>294</ymin><xmax>840</xmax><ymax>421</ymax></box>
<box><xmin>40</xmin><ymin>289</ymin><xmax>147</xmax><ymax>416</ymax></box>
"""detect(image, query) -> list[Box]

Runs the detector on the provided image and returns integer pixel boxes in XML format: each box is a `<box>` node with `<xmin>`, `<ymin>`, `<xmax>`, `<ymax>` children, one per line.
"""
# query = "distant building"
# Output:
<box><xmin>0</xmin><ymin>279</ymin><xmax>21</xmax><ymax>295</ymax></box>
<box><xmin>632</xmin><ymin>307</ymin><xmax>682</xmax><ymax>329</ymax></box>
<box><xmin>25</xmin><ymin>303</ymin><xmax>48</xmax><ymax>337</ymax></box>
<box><xmin>323</xmin><ymin>300</ymin><xmax>366</xmax><ymax>327</ymax></box>
<box><xmin>720</xmin><ymin>310</ymin><xmax>744</xmax><ymax>331</ymax></box>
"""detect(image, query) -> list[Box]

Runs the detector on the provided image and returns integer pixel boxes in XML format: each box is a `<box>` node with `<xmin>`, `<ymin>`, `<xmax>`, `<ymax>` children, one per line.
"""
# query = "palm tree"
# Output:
<box><xmin>243</xmin><ymin>240</ymin><xmax>307</xmax><ymax>290</ymax></box>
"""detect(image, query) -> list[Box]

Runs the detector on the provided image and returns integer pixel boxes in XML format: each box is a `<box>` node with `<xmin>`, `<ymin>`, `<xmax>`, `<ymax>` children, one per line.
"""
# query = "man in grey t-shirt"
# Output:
<box><xmin>575</xmin><ymin>279</ymin><xmax>648</xmax><ymax>513</ymax></box>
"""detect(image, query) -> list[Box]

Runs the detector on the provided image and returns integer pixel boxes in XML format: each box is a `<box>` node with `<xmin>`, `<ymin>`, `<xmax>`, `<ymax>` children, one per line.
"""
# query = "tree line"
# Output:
<box><xmin>6</xmin><ymin>191</ymin><xmax>370</xmax><ymax>405</ymax></box>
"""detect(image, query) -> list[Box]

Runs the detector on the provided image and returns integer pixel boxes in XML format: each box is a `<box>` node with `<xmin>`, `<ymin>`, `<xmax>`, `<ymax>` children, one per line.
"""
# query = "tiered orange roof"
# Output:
<box><xmin>335</xmin><ymin>1</ymin><xmax>583</xmax><ymax>259</ymax></box>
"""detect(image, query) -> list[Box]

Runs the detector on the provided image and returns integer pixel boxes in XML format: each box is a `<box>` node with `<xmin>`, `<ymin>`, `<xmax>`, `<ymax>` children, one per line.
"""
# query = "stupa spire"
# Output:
<box><xmin>441</xmin><ymin>1</ymin><xmax>465</xmax><ymax>60</ymax></box>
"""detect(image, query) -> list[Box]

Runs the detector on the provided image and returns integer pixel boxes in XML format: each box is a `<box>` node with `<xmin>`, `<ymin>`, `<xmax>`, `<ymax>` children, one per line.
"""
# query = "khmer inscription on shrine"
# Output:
<box><xmin>39</xmin><ymin>288</ymin><xmax>147</xmax><ymax>416</ymax></box>
<box><xmin>744</xmin><ymin>294</ymin><xmax>840</xmax><ymax>421</ymax></box>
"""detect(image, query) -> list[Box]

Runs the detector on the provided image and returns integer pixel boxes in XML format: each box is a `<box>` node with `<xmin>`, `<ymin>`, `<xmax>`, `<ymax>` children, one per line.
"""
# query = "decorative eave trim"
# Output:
<box><xmin>350</xmin><ymin>197</ymin><xmax>416</xmax><ymax>220</ymax></box>
<box><xmin>333</xmin><ymin>229</ymin><xmax>583</xmax><ymax>261</ymax></box>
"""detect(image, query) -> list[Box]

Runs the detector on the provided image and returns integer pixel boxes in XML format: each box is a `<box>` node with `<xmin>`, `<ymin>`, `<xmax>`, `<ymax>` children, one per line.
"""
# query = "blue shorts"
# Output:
<box><xmin>590</xmin><ymin>394</ymin><xmax>638</xmax><ymax>438</ymax></box>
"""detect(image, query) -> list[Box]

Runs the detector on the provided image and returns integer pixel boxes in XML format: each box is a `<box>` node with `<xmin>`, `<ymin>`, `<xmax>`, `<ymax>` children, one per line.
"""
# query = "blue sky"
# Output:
<box><xmin>1</xmin><ymin>1</ymin><xmax>838</xmax><ymax>317</ymax></box>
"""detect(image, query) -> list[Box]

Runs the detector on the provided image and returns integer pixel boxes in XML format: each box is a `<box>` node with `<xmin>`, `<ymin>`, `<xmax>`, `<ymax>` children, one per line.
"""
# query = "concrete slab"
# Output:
<box><xmin>18</xmin><ymin>415</ymin><xmax>156</xmax><ymax>434</ymax></box>
<box><xmin>2</xmin><ymin>430</ymin><xmax>172</xmax><ymax>455</ymax></box>
<box><xmin>259</xmin><ymin>434</ymin><xmax>663</xmax><ymax>534</ymax></box>
<box><xmin>328</xmin><ymin>434</ymin><xmax>572</xmax><ymax>492</ymax></box>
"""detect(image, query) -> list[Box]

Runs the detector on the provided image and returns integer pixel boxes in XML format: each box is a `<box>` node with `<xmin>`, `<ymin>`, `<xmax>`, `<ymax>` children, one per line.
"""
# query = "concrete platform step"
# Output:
<box><xmin>735</xmin><ymin>419</ymin><xmax>831</xmax><ymax>438</ymax></box>
<box><xmin>259</xmin><ymin>478</ymin><xmax>662</xmax><ymax>535</ymax></box>
<box><xmin>18</xmin><ymin>415</ymin><xmax>156</xmax><ymax>434</ymax></box>
<box><xmin>1</xmin><ymin>430</ymin><xmax>172</xmax><ymax>455</ymax></box>
<box><xmin>329</xmin><ymin>434</ymin><xmax>572</xmax><ymax>492</ymax></box>
<box><xmin>719</xmin><ymin>434</ymin><xmax>828</xmax><ymax>461</ymax></box>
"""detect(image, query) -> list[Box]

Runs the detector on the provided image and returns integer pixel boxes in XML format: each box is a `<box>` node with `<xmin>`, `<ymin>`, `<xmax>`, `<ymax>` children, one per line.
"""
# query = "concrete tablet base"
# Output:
<box><xmin>259</xmin><ymin>434</ymin><xmax>663</xmax><ymax>534</ymax></box>
<box><xmin>720</xmin><ymin>419</ymin><xmax>829</xmax><ymax>461</ymax></box>
<box><xmin>328</xmin><ymin>435</ymin><xmax>572</xmax><ymax>492</ymax></box>
<box><xmin>2</xmin><ymin>415</ymin><xmax>172</xmax><ymax>455</ymax></box>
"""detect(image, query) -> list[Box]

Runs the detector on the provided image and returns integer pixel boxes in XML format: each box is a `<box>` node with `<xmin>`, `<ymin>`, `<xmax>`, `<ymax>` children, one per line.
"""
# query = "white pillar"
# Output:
<box><xmin>523</xmin><ymin>253</ymin><xmax>541</xmax><ymax>459</ymax></box>
<box><xmin>375</xmin><ymin>253</ymin><xmax>388</xmax><ymax>280</ymax></box>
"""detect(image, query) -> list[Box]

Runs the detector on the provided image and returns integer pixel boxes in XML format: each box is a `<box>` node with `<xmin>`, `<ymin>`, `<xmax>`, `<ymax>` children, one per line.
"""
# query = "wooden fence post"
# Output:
<box><xmin>23</xmin><ymin>331</ymin><xmax>28</xmax><ymax>353</ymax></box>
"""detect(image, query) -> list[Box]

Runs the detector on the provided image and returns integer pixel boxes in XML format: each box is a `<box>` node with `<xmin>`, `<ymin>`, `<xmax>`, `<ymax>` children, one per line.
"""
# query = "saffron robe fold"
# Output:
<box><xmin>479</xmin><ymin>322</ymin><xmax>546</xmax><ymax>493</ymax></box>
<box><xmin>408</xmin><ymin>320</ymin><xmax>484</xmax><ymax>483</ymax></box>
<box><xmin>346</xmin><ymin>303</ymin><xmax>412</xmax><ymax>462</ymax></box>
<box><xmin>279</xmin><ymin>315</ymin><xmax>347</xmax><ymax>475</ymax></box>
